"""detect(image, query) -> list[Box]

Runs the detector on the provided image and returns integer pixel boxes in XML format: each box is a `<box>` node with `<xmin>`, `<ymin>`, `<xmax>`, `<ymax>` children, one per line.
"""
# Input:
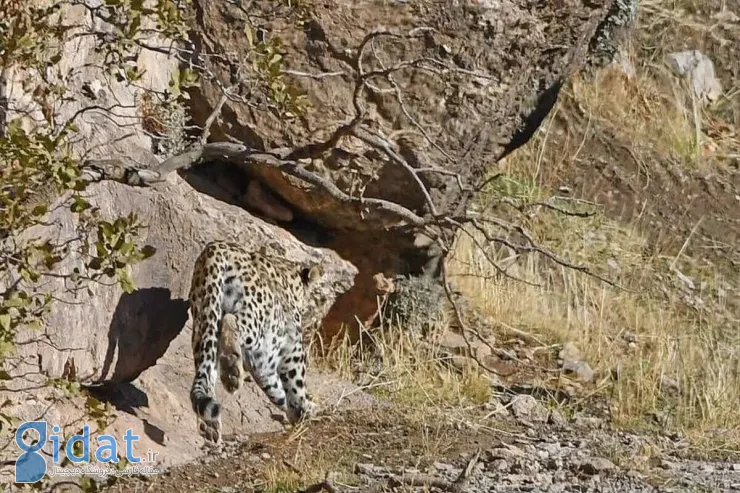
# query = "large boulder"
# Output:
<box><xmin>183</xmin><ymin>0</ymin><xmax>634</xmax><ymax>338</ymax></box>
<box><xmin>0</xmin><ymin>0</ymin><xmax>640</xmax><ymax>476</ymax></box>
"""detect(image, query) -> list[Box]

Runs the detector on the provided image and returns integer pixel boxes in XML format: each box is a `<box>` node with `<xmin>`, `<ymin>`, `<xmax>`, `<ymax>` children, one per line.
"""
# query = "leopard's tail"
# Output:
<box><xmin>190</xmin><ymin>243</ymin><xmax>225</xmax><ymax>423</ymax></box>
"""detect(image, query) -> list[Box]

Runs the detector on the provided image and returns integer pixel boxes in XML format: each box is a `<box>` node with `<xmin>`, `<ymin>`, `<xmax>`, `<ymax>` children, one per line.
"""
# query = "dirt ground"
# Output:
<box><xmin>89</xmin><ymin>404</ymin><xmax>739</xmax><ymax>493</ymax></box>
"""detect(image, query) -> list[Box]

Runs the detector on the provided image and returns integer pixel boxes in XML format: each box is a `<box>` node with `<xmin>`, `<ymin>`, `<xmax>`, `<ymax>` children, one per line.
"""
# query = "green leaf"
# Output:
<box><xmin>128</xmin><ymin>15</ymin><xmax>141</xmax><ymax>38</ymax></box>
<box><xmin>118</xmin><ymin>241</ymin><xmax>134</xmax><ymax>256</ymax></box>
<box><xmin>168</xmin><ymin>71</ymin><xmax>181</xmax><ymax>97</ymax></box>
<box><xmin>95</xmin><ymin>241</ymin><xmax>107</xmax><ymax>258</ymax></box>
<box><xmin>79</xmin><ymin>476</ymin><xmax>98</xmax><ymax>493</ymax></box>
<box><xmin>117</xmin><ymin>269</ymin><xmax>135</xmax><ymax>294</ymax></box>
<box><xmin>70</xmin><ymin>196</ymin><xmax>90</xmax><ymax>213</ymax></box>
<box><xmin>68</xmin><ymin>381</ymin><xmax>81</xmax><ymax>395</ymax></box>
<box><xmin>99</xmin><ymin>221</ymin><xmax>114</xmax><ymax>240</ymax></box>
<box><xmin>269</xmin><ymin>53</ymin><xmax>282</xmax><ymax>66</ymax></box>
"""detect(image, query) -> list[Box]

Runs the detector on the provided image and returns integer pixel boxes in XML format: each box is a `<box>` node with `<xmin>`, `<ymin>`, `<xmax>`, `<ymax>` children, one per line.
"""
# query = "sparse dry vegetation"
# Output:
<box><xmin>447</xmin><ymin>0</ymin><xmax>740</xmax><ymax>451</ymax></box>
<box><xmin>316</xmin><ymin>321</ymin><xmax>492</xmax><ymax>424</ymax></box>
<box><xmin>308</xmin><ymin>1</ymin><xmax>739</xmax><ymax>456</ymax></box>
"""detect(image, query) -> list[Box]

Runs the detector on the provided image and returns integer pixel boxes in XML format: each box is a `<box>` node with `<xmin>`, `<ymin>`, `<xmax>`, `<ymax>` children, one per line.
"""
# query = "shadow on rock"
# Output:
<box><xmin>99</xmin><ymin>287</ymin><xmax>189</xmax><ymax>384</ymax></box>
<box><xmin>84</xmin><ymin>382</ymin><xmax>168</xmax><ymax>445</ymax></box>
<box><xmin>85</xmin><ymin>381</ymin><xmax>149</xmax><ymax>415</ymax></box>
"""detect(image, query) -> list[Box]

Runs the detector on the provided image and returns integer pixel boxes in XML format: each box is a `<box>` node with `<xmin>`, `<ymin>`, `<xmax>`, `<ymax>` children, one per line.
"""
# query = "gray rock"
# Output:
<box><xmin>660</xmin><ymin>376</ymin><xmax>681</xmax><ymax>396</ymax></box>
<box><xmin>578</xmin><ymin>457</ymin><xmax>616</xmax><ymax>475</ymax></box>
<box><xmin>666</xmin><ymin>50</ymin><xmax>723</xmax><ymax>103</ymax></box>
<box><xmin>433</xmin><ymin>461</ymin><xmax>455</xmax><ymax>472</ymax></box>
<box><xmin>548</xmin><ymin>410</ymin><xmax>568</xmax><ymax>427</ymax></box>
<box><xmin>541</xmin><ymin>442</ymin><xmax>562</xmax><ymax>458</ymax></box>
<box><xmin>562</xmin><ymin>360</ymin><xmax>596</xmax><ymax>383</ymax></box>
<box><xmin>1</xmin><ymin>176</ymin><xmax>362</xmax><ymax>473</ymax></box>
<box><xmin>487</xmin><ymin>446</ymin><xmax>526</xmax><ymax>461</ymax></box>
<box><xmin>492</xmin><ymin>459</ymin><xmax>509</xmax><ymax>471</ymax></box>
<box><xmin>572</xmin><ymin>415</ymin><xmax>605</xmax><ymax>429</ymax></box>
<box><xmin>510</xmin><ymin>395</ymin><xmax>549</xmax><ymax>423</ymax></box>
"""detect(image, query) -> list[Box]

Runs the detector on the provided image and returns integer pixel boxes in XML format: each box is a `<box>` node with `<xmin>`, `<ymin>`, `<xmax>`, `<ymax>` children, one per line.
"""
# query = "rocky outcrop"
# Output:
<box><xmin>0</xmin><ymin>0</ymin><xmax>639</xmax><ymax>477</ymax></box>
<box><xmin>182</xmin><ymin>0</ymin><xmax>634</xmax><ymax>338</ymax></box>
<box><xmin>15</xmin><ymin>176</ymin><xmax>357</xmax><ymax>384</ymax></box>
<box><xmin>0</xmin><ymin>175</ymin><xmax>362</xmax><ymax>472</ymax></box>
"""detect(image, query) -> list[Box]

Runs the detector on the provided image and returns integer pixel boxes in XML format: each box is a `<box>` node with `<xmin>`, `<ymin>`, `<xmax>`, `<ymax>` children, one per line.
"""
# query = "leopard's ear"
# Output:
<box><xmin>300</xmin><ymin>264</ymin><xmax>323</xmax><ymax>286</ymax></box>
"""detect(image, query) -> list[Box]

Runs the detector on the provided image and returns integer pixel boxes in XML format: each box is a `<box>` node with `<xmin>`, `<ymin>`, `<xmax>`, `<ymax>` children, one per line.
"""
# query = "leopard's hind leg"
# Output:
<box><xmin>219</xmin><ymin>313</ymin><xmax>243</xmax><ymax>394</ymax></box>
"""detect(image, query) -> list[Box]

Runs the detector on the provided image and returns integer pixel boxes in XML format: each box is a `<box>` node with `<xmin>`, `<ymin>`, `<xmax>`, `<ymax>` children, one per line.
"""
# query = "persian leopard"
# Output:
<box><xmin>188</xmin><ymin>240</ymin><xmax>323</xmax><ymax>444</ymax></box>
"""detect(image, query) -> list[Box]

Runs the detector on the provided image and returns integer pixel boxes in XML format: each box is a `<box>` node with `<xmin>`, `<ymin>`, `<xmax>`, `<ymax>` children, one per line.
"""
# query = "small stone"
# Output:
<box><xmin>731</xmin><ymin>464</ymin><xmax>740</xmax><ymax>472</ymax></box>
<box><xmin>666</xmin><ymin>50</ymin><xmax>722</xmax><ymax>103</ymax></box>
<box><xmin>438</xmin><ymin>331</ymin><xmax>469</xmax><ymax>352</ymax></box>
<box><xmin>541</xmin><ymin>442</ymin><xmax>562</xmax><ymax>458</ymax></box>
<box><xmin>713</xmin><ymin>10</ymin><xmax>739</xmax><ymax>23</ymax></box>
<box><xmin>510</xmin><ymin>395</ymin><xmax>549</xmax><ymax>423</ymax></box>
<box><xmin>562</xmin><ymin>360</ymin><xmax>595</xmax><ymax>383</ymax></box>
<box><xmin>621</xmin><ymin>331</ymin><xmax>637</xmax><ymax>343</ymax></box>
<box><xmin>578</xmin><ymin>457</ymin><xmax>616</xmax><ymax>475</ymax></box>
<box><xmin>572</xmin><ymin>415</ymin><xmax>604</xmax><ymax>429</ymax></box>
<box><xmin>355</xmin><ymin>463</ymin><xmax>375</xmax><ymax>475</ymax></box>
<box><xmin>548</xmin><ymin>410</ymin><xmax>567</xmax><ymax>427</ymax></box>
<box><xmin>486</xmin><ymin>446</ymin><xmax>526</xmax><ymax>461</ymax></box>
<box><xmin>261</xmin><ymin>453</ymin><xmax>271</xmax><ymax>460</ymax></box>
<box><xmin>661</xmin><ymin>376</ymin><xmax>681</xmax><ymax>396</ymax></box>
<box><xmin>433</xmin><ymin>462</ymin><xmax>454</xmax><ymax>472</ymax></box>
<box><xmin>673</xmin><ymin>268</ymin><xmax>695</xmax><ymax>290</ymax></box>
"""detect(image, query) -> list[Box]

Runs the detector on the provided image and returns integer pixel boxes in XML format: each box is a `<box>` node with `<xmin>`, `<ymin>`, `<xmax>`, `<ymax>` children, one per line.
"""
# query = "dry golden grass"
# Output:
<box><xmin>558</xmin><ymin>0</ymin><xmax>739</xmax><ymax>173</ymax></box>
<box><xmin>260</xmin><ymin>456</ymin><xmax>358</xmax><ymax>493</ymax></box>
<box><xmin>447</xmin><ymin>0</ymin><xmax>740</xmax><ymax>448</ymax></box>
<box><xmin>314</xmin><ymin>321</ymin><xmax>492</xmax><ymax>426</ymax></box>
<box><xmin>450</xmin><ymin>215</ymin><xmax>739</xmax><ymax>434</ymax></box>
<box><xmin>570</xmin><ymin>67</ymin><xmax>703</xmax><ymax>168</ymax></box>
